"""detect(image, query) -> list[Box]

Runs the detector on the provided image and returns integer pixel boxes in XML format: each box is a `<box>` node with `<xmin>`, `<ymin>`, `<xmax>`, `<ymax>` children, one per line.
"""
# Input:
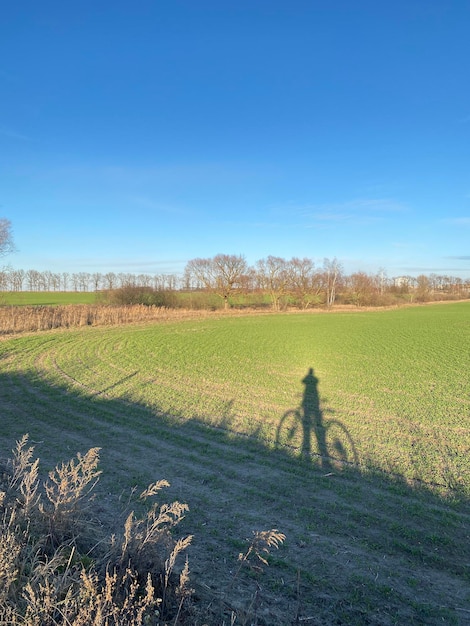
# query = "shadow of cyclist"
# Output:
<box><xmin>301</xmin><ymin>367</ymin><xmax>332</xmax><ymax>470</ymax></box>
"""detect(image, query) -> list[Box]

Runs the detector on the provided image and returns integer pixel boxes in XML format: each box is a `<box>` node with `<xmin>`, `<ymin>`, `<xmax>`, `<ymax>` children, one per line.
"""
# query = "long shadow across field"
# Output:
<box><xmin>0</xmin><ymin>368</ymin><xmax>469</xmax><ymax>625</ymax></box>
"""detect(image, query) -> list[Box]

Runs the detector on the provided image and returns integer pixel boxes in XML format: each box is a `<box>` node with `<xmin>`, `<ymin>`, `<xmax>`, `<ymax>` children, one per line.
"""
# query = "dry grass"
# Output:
<box><xmin>0</xmin><ymin>435</ymin><xmax>189</xmax><ymax>624</ymax></box>
<box><xmin>0</xmin><ymin>304</ymin><xmax>205</xmax><ymax>334</ymax></box>
<box><xmin>0</xmin><ymin>303</ymin><xmax>278</xmax><ymax>335</ymax></box>
<box><xmin>3</xmin><ymin>299</ymin><xmax>469</xmax><ymax>335</ymax></box>
<box><xmin>0</xmin><ymin>435</ymin><xmax>284</xmax><ymax>625</ymax></box>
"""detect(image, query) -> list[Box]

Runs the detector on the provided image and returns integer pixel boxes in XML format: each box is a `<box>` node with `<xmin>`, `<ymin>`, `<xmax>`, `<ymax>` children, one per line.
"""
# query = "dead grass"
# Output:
<box><xmin>2</xmin><ymin>299</ymin><xmax>469</xmax><ymax>336</ymax></box>
<box><xmin>0</xmin><ymin>304</ymin><xmax>212</xmax><ymax>334</ymax></box>
<box><xmin>0</xmin><ymin>435</ymin><xmax>285</xmax><ymax>625</ymax></box>
<box><xmin>0</xmin><ymin>435</ymin><xmax>187</xmax><ymax>624</ymax></box>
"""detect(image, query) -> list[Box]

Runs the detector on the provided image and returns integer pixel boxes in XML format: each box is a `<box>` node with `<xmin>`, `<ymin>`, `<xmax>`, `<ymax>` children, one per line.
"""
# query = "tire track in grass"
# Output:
<box><xmin>1</xmin><ymin>316</ymin><xmax>470</xmax><ymax>625</ymax></box>
<box><xmin>1</xmin><ymin>371</ymin><xmax>469</xmax><ymax>625</ymax></box>
<box><xmin>3</xmin><ymin>357</ymin><xmax>469</xmax><ymax>625</ymax></box>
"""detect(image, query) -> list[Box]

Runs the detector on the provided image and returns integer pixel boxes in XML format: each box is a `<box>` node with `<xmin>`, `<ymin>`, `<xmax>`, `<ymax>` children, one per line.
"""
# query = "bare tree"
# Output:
<box><xmin>256</xmin><ymin>256</ymin><xmax>289</xmax><ymax>310</ymax></box>
<box><xmin>416</xmin><ymin>274</ymin><xmax>431</xmax><ymax>302</ymax></box>
<box><xmin>118</xmin><ymin>273</ymin><xmax>135</xmax><ymax>288</ymax></box>
<box><xmin>449</xmin><ymin>276</ymin><xmax>463</xmax><ymax>297</ymax></box>
<box><xmin>25</xmin><ymin>269</ymin><xmax>41</xmax><ymax>291</ymax></box>
<box><xmin>10</xmin><ymin>269</ymin><xmax>25</xmax><ymax>291</ymax></box>
<box><xmin>185</xmin><ymin>254</ymin><xmax>248</xmax><ymax>309</ymax></box>
<box><xmin>137</xmin><ymin>273</ymin><xmax>152</xmax><ymax>288</ymax></box>
<box><xmin>153</xmin><ymin>273</ymin><xmax>165</xmax><ymax>291</ymax></box>
<box><xmin>91</xmin><ymin>272</ymin><xmax>103</xmax><ymax>291</ymax></box>
<box><xmin>62</xmin><ymin>272</ymin><xmax>70</xmax><ymax>291</ymax></box>
<box><xmin>103</xmin><ymin>272</ymin><xmax>117</xmax><ymax>290</ymax></box>
<box><xmin>239</xmin><ymin>265</ymin><xmax>257</xmax><ymax>294</ymax></box>
<box><xmin>464</xmin><ymin>278</ymin><xmax>470</xmax><ymax>297</ymax></box>
<box><xmin>77</xmin><ymin>272</ymin><xmax>91</xmax><ymax>291</ymax></box>
<box><xmin>0</xmin><ymin>218</ymin><xmax>15</xmax><ymax>258</ymax></box>
<box><xmin>347</xmin><ymin>272</ymin><xmax>375</xmax><ymax>306</ymax></box>
<box><xmin>0</xmin><ymin>268</ymin><xmax>10</xmax><ymax>290</ymax></box>
<box><xmin>43</xmin><ymin>270</ymin><xmax>53</xmax><ymax>290</ymax></box>
<box><xmin>287</xmin><ymin>257</ymin><xmax>322</xmax><ymax>308</ymax></box>
<box><xmin>185</xmin><ymin>258</ymin><xmax>212</xmax><ymax>291</ymax></box>
<box><xmin>51</xmin><ymin>273</ymin><xmax>61</xmax><ymax>291</ymax></box>
<box><xmin>322</xmin><ymin>257</ymin><xmax>343</xmax><ymax>308</ymax></box>
<box><xmin>71</xmin><ymin>273</ymin><xmax>80</xmax><ymax>291</ymax></box>
<box><xmin>166</xmin><ymin>273</ymin><xmax>179</xmax><ymax>291</ymax></box>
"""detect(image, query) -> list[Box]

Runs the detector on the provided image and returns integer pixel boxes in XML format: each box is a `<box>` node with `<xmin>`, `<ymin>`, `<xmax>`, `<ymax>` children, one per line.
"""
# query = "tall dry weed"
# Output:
<box><xmin>0</xmin><ymin>519</ymin><xmax>21</xmax><ymax>602</ymax></box>
<box><xmin>8</xmin><ymin>434</ymin><xmax>41</xmax><ymax>515</ymax></box>
<box><xmin>205</xmin><ymin>529</ymin><xmax>286</xmax><ymax>625</ymax></box>
<box><xmin>0</xmin><ymin>435</ymin><xmax>285</xmax><ymax>624</ymax></box>
<box><xmin>0</xmin><ymin>435</ymin><xmax>192</xmax><ymax>625</ymax></box>
<box><xmin>0</xmin><ymin>304</ymin><xmax>218</xmax><ymax>334</ymax></box>
<box><xmin>41</xmin><ymin>446</ymin><xmax>101</xmax><ymax>546</ymax></box>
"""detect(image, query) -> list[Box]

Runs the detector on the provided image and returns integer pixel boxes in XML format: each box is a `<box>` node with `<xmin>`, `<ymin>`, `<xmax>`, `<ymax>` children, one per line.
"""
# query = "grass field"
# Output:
<box><xmin>0</xmin><ymin>289</ymin><xmax>271</xmax><ymax>309</ymax></box>
<box><xmin>0</xmin><ymin>303</ymin><xmax>469</xmax><ymax>624</ymax></box>
<box><xmin>0</xmin><ymin>290</ymin><xmax>98</xmax><ymax>305</ymax></box>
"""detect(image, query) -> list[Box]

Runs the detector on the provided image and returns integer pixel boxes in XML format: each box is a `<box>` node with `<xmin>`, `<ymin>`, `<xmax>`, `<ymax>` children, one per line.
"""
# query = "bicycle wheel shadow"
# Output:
<box><xmin>276</xmin><ymin>367</ymin><xmax>358</xmax><ymax>471</ymax></box>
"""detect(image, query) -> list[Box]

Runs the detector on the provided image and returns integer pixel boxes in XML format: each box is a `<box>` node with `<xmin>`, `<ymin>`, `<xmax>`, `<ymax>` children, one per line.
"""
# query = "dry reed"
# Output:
<box><xmin>0</xmin><ymin>304</ymin><xmax>246</xmax><ymax>335</ymax></box>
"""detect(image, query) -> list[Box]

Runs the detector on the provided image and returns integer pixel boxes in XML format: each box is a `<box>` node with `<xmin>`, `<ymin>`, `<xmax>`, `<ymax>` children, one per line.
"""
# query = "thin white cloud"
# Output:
<box><xmin>224</xmin><ymin>219</ymin><xmax>295</xmax><ymax>230</ymax></box>
<box><xmin>391</xmin><ymin>242</ymin><xmax>411</xmax><ymax>249</ymax></box>
<box><xmin>128</xmin><ymin>195</ymin><xmax>186</xmax><ymax>215</ymax></box>
<box><xmin>44</xmin><ymin>161</ymin><xmax>256</xmax><ymax>183</ymax></box>
<box><xmin>37</xmin><ymin>258</ymin><xmax>188</xmax><ymax>273</ymax></box>
<box><xmin>79</xmin><ymin>259</ymin><xmax>187</xmax><ymax>269</ymax></box>
<box><xmin>401</xmin><ymin>265</ymin><xmax>469</xmax><ymax>273</ymax></box>
<box><xmin>442</xmin><ymin>217</ymin><xmax>470</xmax><ymax>226</ymax></box>
<box><xmin>0</xmin><ymin>126</ymin><xmax>30</xmax><ymax>141</ymax></box>
<box><xmin>313</xmin><ymin>211</ymin><xmax>355</xmax><ymax>223</ymax></box>
<box><xmin>281</xmin><ymin>197</ymin><xmax>408</xmax><ymax>225</ymax></box>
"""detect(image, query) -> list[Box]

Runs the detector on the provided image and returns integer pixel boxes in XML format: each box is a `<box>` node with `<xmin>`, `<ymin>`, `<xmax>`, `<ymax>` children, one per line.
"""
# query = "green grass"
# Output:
<box><xmin>0</xmin><ymin>302</ymin><xmax>469</xmax><ymax>624</ymax></box>
<box><xmin>5</xmin><ymin>303</ymin><xmax>467</xmax><ymax>490</ymax></box>
<box><xmin>0</xmin><ymin>290</ymin><xmax>98</xmax><ymax>305</ymax></box>
<box><xmin>0</xmin><ymin>289</ymin><xmax>270</xmax><ymax>309</ymax></box>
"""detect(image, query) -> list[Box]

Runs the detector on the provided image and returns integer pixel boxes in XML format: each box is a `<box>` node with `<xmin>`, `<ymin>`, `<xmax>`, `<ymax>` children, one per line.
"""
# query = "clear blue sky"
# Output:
<box><xmin>1</xmin><ymin>1</ymin><xmax>469</xmax><ymax>279</ymax></box>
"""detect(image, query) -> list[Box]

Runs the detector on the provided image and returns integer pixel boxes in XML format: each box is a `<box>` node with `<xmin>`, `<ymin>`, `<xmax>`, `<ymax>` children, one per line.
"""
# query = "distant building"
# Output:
<box><xmin>393</xmin><ymin>276</ymin><xmax>413</xmax><ymax>288</ymax></box>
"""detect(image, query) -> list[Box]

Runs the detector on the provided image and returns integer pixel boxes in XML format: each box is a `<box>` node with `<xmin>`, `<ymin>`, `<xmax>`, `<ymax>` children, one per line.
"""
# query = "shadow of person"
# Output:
<box><xmin>301</xmin><ymin>367</ymin><xmax>332</xmax><ymax>470</ymax></box>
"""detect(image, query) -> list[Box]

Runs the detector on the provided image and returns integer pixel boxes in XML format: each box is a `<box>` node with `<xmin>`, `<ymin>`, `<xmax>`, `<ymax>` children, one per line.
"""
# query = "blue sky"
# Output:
<box><xmin>1</xmin><ymin>1</ymin><xmax>469</xmax><ymax>279</ymax></box>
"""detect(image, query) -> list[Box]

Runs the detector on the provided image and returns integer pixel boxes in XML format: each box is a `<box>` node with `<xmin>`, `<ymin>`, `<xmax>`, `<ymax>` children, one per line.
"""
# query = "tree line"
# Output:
<box><xmin>185</xmin><ymin>254</ymin><xmax>469</xmax><ymax>308</ymax></box>
<box><xmin>1</xmin><ymin>254</ymin><xmax>469</xmax><ymax>308</ymax></box>
<box><xmin>1</xmin><ymin>217</ymin><xmax>469</xmax><ymax>307</ymax></box>
<box><xmin>0</xmin><ymin>268</ymin><xmax>180</xmax><ymax>293</ymax></box>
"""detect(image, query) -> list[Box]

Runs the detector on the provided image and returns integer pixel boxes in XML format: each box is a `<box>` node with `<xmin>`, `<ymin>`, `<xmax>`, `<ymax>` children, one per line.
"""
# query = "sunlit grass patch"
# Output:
<box><xmin>0</xmin><ymin>303</ymin><xmax>469</xmax><ymax>624</ymax></box>
<box><xmin>1</xmin><ymin>303</ymin><xmax>469</xmax><ymax>493</ymax></box>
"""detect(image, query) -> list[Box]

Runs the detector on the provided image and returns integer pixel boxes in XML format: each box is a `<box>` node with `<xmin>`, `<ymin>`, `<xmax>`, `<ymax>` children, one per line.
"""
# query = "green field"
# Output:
<box><xmin>0</xmin><ymin>303</ymin><xmax>469</xmax><ymax>624</ymax></box>
<box><xmin>0</xmin><ymin>290</ymin><xmax>98</xmax><ymax>305</ymax></box>
<box><xmin>0</xmin><ymin>289</ymin><xmax>271</xmax><ymax>309</ymax></box>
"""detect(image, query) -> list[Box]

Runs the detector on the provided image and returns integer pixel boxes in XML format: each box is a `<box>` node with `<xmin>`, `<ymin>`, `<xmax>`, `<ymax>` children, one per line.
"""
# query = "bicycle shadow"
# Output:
<box><xmin>276</xmin><ymin>367</ymin><xmax>358</xmax><ymax>471</ymax></box>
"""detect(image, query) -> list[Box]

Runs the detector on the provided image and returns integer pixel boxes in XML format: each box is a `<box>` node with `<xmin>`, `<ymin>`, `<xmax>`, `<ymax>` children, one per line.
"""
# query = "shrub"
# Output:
<box><xmin>105</xmin><ymin>286</ymin><xmax>178</xmax><ymax>308</ymax></box>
